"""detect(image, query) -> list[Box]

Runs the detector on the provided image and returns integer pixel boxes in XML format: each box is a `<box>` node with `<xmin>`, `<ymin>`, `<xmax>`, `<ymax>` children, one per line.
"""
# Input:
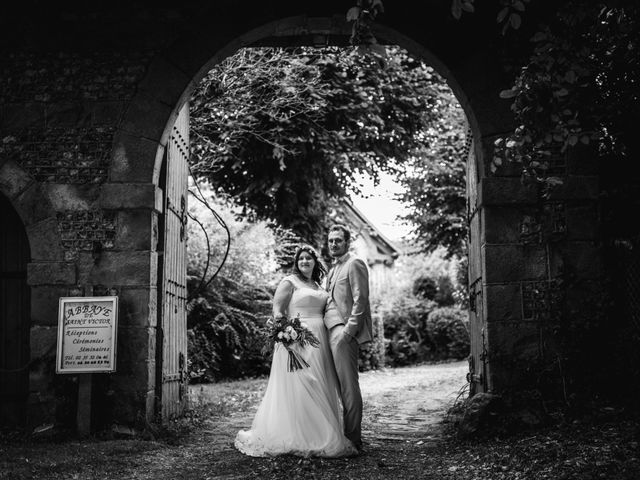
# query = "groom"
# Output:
<box><xmin>324</xmin><ymin>223</ymin><xmax>373</xmax><ymax>452</ymax></box>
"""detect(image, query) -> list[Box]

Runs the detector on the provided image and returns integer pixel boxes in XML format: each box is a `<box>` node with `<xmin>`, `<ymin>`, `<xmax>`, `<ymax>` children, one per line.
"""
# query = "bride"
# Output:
<box><xmin>234</xmin><ymin>245</ymin><xmax>357</xmax><ymax>458</ymax></box>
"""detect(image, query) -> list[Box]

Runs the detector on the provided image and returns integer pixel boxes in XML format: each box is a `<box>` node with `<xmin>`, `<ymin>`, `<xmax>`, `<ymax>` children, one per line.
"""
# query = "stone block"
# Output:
<box><xmin>486</xmin><ymin>322</ymin><xmax>560</xmax><ymax>393</ymax></box>
<box><xmin>14</xmin><ymin>183</ymin><xmax>56</xmax><ymax>227</ymax></box>
<box><xmin>119</xmin><ymin>92</ymin><xmax>175</xmax><ymax>144</ymax></box>
<box><xmin>110</xmin><ymin>373</ymin><xmax>154</xmax><ymax>398</ymax></box>
<box><xmin>565</xmin><ymin>204</ymin><xmax>599</xmax><ymax>241</ymax></box>
<box><xmin>115</xmin><ymin>359</ymin><xmax>155</xmax><ymax>394</ymax></box>
<box><xmin>483</xmin><ymin>206</ymin><xmax>534</xmax><ymax>244</ymax></box>
<box><xmin>115</xmin><ymin>327</ymin><xmax>156</xmax><ymax>376</ymax></box>
<box><xmin>29</xmin><ymin>361</ymin><xmax>55</xmax><ymax>393</ymax></box>
<box><xmin>268</xmin><ymin>15</ymin><xmax>349</xmax><ymax>37</ymax></box>
<box><xmin>26</xmin><ymin>217</ymin><xmax>64</xmax><ymax>262</ymax></box>
<box><xmin>110</xmin><ymin>132</ymin><xmax>164</xmax><ymax>184</ymax></box>
<box><xmin>75</xmin><ymin>252</ymin><xmax>98</xmax><ymax>285</ymax></box>
<box><xmin>109</xmin><ymin>132</ymin><xmax>164</xmax><ymax>185</ymax></box>
<box><xmin>30</xmin><ymin>325</ymin><xmax>58</xmax><ymax>362</ymax></box>
<box><xmin>115</xmin><ymin>209</ymin><xmax>158</xmax><ymax>251</ymax></box>
<box><xmin>485</xmin><ymin>360</ymin><xmax>527</xmax><ymax>392</ymax></box>
<box><xmin>486</xmin><ymin>321</ymin><xmax>542</xmax><ymax>381</ymax></box>
<box><xmin>548</xmin><ymin>242</ymin><xmax>603</xmax><ymax>279</ymax></box>
<box><xmin>545</xmin><ymin>176</ymin><xmax>599</xmax><ymax>201</ymax></box>
<box><xmin>117</xmin><ymin>287</ymin><xmax>157</xmax><ymax>328</ymax></box>
<box><xmin>31</xmin><ymin>286</ymin><xmax>69</xmax><ymax>326</ymax></box>
<box><xmin>483</xmin><ymin>244</ymin><xmax>548</xmax><ymax>283</ymax></box>
<box><xmin>45</xmin><ymin>184</ymin><xmax>99</xmax><ymax>211</ymax></box>
<box><xmin>478</xmin><ymin>177</ymin><xmax>539</xmax><ymax>207</ymax></box>
<box><xmin>108</xmin><ymin>379</ymin><xmax>152</xmax><ymax>425</ymax></box>
<box><xmin>484</xmin><ymin>283</ymin><xmax>522</xmax><ymax>323</ymax></box>
<box><xmin>135</xmin><ymin>56</ymin><xmax>194</xmax><ymax>110</ymax></box>
<box><xmin>85</xmin><ymin>251</ymin><xmax>157</xmax><ymax>286</ymax></box>
<box><xmin>161</xmin><ymin>28</ymin><xmax>233</xmax><ymax>81</ymax></box>
<box><xmin>27</xmin><ymin>262</ymin><xmax>76</xmax><ymax>286</ymax></box>
<box><xmin>0</xmin><ymin>159</ymin><xmax>34</xmax><ymax>200</ymax></box>
<box><xmin>98</xmin><ymin>183</ymin><xmax>161</xmax><ymax>211</ymax></box>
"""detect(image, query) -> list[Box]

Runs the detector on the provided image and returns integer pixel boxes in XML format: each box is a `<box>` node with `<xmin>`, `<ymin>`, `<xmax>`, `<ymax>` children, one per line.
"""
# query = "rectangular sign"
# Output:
<box><xmin>56</xmin><ymin>296</ymin><xmax>118</xmax><ymax>374</ymax></box>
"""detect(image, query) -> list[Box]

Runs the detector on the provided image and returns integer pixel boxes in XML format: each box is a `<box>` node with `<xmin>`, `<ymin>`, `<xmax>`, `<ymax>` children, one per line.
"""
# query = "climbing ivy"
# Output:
<box><xmin>493</xmin><ymin>1</ymin><xmax>639</xmax><ymax>186</ymax></box>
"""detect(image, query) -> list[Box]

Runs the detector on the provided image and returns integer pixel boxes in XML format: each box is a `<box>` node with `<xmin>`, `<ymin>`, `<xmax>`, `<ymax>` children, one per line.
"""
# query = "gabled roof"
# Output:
<box><xmin>338</xmin><ymin>198</ymin><xmax>401</xmax><ymax>265</ymax></box>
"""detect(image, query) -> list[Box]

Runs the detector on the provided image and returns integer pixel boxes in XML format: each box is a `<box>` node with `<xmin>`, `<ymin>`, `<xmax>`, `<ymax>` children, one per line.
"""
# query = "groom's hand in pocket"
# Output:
<box><xmin>342</xmin><ymin>330</ymin><xmax>355</xmax><ymax>344</ymax></box>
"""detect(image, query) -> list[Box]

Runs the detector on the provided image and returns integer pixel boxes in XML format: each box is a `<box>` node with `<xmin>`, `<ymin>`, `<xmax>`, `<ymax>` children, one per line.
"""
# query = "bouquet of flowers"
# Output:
<box><xmin>262</xmin><ymin>314</ymin><xmax>321</xmax><ymax>372</ymax></box>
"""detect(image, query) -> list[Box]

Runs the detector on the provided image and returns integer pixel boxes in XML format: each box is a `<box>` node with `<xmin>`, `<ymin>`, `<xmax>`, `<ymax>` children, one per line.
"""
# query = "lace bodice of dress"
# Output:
<box><xmin>284</xmin><ymin>276</ymin><xmax>328</xmax><ymax>320</ymax></box>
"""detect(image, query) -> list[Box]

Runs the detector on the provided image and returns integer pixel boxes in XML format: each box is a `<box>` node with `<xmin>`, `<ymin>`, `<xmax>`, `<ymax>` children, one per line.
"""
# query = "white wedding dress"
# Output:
<box><xmin>234</xmin><ymin>275</ymin><xmax>357</xmax><ymax>458</ymax></box>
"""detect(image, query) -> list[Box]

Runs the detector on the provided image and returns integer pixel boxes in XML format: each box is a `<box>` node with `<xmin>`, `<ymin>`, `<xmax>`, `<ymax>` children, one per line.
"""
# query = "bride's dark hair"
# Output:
<box><xmin>292</xmin><ymin>245</ymin><xmax>327</xmax><ymax>284</ymax></box>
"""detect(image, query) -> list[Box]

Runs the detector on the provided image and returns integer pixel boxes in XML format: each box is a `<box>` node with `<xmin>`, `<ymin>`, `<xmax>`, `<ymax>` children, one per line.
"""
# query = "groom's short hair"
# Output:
<box><xmin>329</xmin><ymin>223</ymin><xmax>351</xmax><ymax>243</ymax></box>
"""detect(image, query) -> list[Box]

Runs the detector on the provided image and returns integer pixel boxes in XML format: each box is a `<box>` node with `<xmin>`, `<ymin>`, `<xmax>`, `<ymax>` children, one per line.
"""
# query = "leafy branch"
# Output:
<box><xmin>190</xmin><ymin>46</ymin><xmax>457</xmax><ymax>244</ymax></box>
<box><xmin>451</xmin><ymin>0</ymin><xmax>531</xmax><ymax>34</ymax></box>
<box><xmin>492</xmin><ymin>1</ymin><xmax>639</xmax><ymax>186</ymax></box>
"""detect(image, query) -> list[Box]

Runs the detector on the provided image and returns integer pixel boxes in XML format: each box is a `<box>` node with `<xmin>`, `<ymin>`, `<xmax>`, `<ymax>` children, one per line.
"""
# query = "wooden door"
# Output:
<box><xmin>156</xmin><ymin>104</ymin><xmax>189</xmax><ymax>420</ymax></box>
<box><xmin>465</xmin><ymin>135</ymin><xmax>487</xmax><ymax>394</ymax></box>
<box><xmin>0</xmin><ymin>194</ymin><xmax>30</xmax><ymax>427</ymax></box>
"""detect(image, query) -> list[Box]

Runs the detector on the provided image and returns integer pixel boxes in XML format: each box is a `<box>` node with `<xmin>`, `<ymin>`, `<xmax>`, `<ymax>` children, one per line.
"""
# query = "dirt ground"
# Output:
<box><xmin>1</xmin><ymin>361</ymin><xmax>639</xmax><ymax>480</ymax></box>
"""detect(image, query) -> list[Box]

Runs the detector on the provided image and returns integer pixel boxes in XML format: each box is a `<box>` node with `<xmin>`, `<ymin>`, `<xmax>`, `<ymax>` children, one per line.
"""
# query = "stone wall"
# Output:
<box><xmin>479</xmin><ymin>139</ymin><xmax>603</xmax><ymax>399</ymax></box>
<box><xmin>0</xmin><ymin>49</ymin><xmax>161</xmax><ymax>427</ymax></box>
<box><xmin>0</xmin><ymin>0</ymin><xmax>622</xmax><ymax>430</ymax></box>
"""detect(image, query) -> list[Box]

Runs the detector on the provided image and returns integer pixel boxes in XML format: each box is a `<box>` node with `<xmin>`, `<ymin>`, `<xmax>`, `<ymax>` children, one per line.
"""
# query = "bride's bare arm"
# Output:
<box><xmin>272</xmin><ymin>277</ymin><xmax>294</xmax><ymax>318</ymax></box>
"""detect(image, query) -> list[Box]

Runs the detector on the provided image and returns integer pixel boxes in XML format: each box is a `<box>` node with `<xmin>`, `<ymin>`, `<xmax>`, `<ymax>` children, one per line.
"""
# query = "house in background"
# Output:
<box><xmin>333</xmin><ymin>199</ymin><xmax>401</xmax><ymax>302</ymax></box>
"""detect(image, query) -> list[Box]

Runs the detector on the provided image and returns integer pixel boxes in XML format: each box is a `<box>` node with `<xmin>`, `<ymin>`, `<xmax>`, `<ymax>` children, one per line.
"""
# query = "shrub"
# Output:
<box><xmin>186</xmin><ymin>188</ymin><xmax>297</xmax><ymax>383</ymax></box>
<box><xmin>382</xmin><ymin>297</ymin><xmax>469</xmax><ymax>366</ymax></box>
<box><xmin>187</xmin><ymin>328</ymin><xmax>220</xmax><ymax>382</ymax></box>
<box><xmin>435</xmin><ymin>276</ymin><xmax>456</xmax><ymax>306</ymax></box>
<box><xmin>412</xmin><ymin>274</ymin><xmax>456</xmax><ymax>306</ymax></box>
<box><xmin>413</xmin><ymin>276</ymin><xmax>438</xmax><ymax>300</ymax></box>
<box><xmin>426</xmin><ymin>307</ymin><xmax>470</xmax><ymax>359</ymax></box>
<box><xmin>187</xmin><ymin>277</ymin><xmax>273</xmax><ymax>382</ymax></box>
<box><xmin>382</xmin><ymin>296</ymin><xmax>436</xmax><ymax>367</ymax></box>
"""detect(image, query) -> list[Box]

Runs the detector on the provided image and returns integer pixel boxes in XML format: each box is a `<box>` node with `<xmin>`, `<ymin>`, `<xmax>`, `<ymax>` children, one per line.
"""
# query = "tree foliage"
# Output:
<box><xmin>397</xmin><ymin>96</ymin><xmax>468</xmax><ymax>257</ymax></box>
<box><xmin>190</xmin><ymin>46</ymin><xmax>467</xmax><ymax>249</ymax></box>
<box><xmin>186</xmin><ymin>187</ymin><xmax>288</xmax><ymax>381</ymax></box>
<box><xmin>493</xmin><ymin>1</ymin><xmax>640</xmax><ymax>185</ymax></box>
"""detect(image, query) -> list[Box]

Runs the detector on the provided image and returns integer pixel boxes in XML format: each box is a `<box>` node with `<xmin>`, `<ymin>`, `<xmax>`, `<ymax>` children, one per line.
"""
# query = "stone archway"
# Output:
<box><xmin>0</xmin><ymin>159</ymin><xmax>67</xmax><ymax>427</ymax></box>
<box><xmin>0</xmin><ymin>192</ymin><xmax>30</xmax><ymax>426</ymax></box>
<box><xmin>0</xmin><ymin>0</ymin><xmax>608</xmax><ymax>430</ymax></box>
<box><xmin>115</xmin><ymin>11</ymin><xmax>510</xmax><ymax>409</ymax></box>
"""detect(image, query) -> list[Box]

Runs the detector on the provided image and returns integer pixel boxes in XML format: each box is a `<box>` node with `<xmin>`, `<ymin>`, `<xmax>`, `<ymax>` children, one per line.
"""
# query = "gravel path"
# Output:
<box><xmin>359</xmin><ymin>361</ymin><xmax>467</xmax><ymax>440</ymax></box>
<box><xmin>3</xmin><ymin>361</ymin><xmax>639</xmax><ymax>480</ymax></box>
<box><xmin>190</xmin><ymin>360</ymin><xmax>468</xmax><ymax>446</ymax></box>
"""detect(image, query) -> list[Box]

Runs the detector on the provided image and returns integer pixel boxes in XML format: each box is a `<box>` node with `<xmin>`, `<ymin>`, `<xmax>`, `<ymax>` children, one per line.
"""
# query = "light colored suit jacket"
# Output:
<box><xmin>325</xmin><ymin>252</ymin><xmax>373</xmax><ymax>345</ymax></box>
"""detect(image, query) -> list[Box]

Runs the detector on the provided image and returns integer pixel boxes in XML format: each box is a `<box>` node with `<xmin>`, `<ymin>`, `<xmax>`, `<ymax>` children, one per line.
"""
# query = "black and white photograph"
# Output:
<box><xmin>1</xmin><ymin>1</ymin><xmax>639</xmax><ymax>478</ymax></box>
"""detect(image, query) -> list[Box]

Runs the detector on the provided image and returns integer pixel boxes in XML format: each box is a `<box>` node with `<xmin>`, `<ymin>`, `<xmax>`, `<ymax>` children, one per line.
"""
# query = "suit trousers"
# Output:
<box><xmin>328</xmin><ymin>324</ymin><xmax>362</xmax><ymax>446</ymax></box>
